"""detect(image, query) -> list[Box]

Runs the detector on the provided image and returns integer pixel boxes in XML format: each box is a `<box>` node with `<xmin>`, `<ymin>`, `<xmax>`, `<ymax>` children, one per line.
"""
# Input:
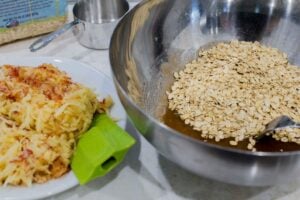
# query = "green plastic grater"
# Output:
<box><xmin>71</xmin><ymin>113</ymin><xmax>135</xmax><ymax>185</ymax></box>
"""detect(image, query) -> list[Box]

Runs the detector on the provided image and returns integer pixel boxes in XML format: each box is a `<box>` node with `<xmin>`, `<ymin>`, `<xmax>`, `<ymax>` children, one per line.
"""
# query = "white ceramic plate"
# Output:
<box><xmin>0</xmin><ymin>56</ymin><xmax>126</xmax><ymax>200</ymax></box>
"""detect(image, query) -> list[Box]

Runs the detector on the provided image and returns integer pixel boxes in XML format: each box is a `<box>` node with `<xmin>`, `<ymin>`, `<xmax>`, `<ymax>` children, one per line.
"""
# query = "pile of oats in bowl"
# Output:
<box><xmin>167</xmin><ymin>41</ymin><xmax>300</xmax><ymax>151</ymax></box>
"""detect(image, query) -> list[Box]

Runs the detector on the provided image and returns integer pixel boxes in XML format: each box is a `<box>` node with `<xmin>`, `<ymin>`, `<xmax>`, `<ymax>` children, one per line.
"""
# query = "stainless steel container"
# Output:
<box><xmin>73</xmin><ymin>0</ymin><xmax>129</xmax><ymax>49</ymax></box>
<box><xmin>30</xmin><ymin>0</ymin><xmax>129</xmax><ymax>51</ymax></box>
<box><xmin>109</xmin><ymin>0</ymin><xmax>300</xmax><ymax>186</ymax></box>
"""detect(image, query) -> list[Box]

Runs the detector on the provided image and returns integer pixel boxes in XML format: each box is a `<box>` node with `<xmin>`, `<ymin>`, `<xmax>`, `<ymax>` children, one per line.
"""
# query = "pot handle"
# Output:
<box><xmin>29</xmin><ymin>19</ymin><xmax>80</xmax><ymax>52</ymax></box>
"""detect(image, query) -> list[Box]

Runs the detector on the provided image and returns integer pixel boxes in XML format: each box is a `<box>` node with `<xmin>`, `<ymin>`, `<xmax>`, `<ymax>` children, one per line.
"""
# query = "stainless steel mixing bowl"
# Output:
<box><xmin>109</xmin><ymin>0</ymin><xmax>300</xmax><ymax>186</ymax></box>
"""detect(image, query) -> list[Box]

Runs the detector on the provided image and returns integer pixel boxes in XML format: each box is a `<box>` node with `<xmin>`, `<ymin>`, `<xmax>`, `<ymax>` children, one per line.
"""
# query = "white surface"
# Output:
<box><xmin>0</xmin><ymin>56</ymin><xmax>126</xmax><ymax>200</ymax></box>
<box><xmin>0</xmin><ymin>2</ymin><xmax>300</xmax><ymax>200</ymax></box>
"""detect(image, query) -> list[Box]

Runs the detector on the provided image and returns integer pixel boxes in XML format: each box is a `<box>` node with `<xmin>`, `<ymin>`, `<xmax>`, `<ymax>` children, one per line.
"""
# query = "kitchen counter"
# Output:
<box><xmin>1</xmin><ymin>2</ymin><xmax>300</xmax><ymax>200</ymax></box>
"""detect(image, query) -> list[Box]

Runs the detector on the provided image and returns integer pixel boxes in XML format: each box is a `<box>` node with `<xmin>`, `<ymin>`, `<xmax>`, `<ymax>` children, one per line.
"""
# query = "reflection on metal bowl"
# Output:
<box><xmin>109</xmin><ymin>0</ymin><xmax>300</xmax><ymax>186</ymax></box>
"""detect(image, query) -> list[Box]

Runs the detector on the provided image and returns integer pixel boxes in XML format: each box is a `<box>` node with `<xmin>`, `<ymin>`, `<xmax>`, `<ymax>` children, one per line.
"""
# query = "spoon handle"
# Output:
<box><xmin>29</xmin><ymin>19</ymin><xmax>80</xmax><ymax>52</ymax></box>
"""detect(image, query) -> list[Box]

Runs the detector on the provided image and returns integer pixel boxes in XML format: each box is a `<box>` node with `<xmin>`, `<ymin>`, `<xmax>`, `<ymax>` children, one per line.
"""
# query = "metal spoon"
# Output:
<box><xmin>29</xmin><ymin>0</ymin><xmax>129</xmax><ymax>52</ymax></box>
<box><xmin>256</xmin><ymin>115</ymin><xmax>300</xmax><ymax>140</ymax></box>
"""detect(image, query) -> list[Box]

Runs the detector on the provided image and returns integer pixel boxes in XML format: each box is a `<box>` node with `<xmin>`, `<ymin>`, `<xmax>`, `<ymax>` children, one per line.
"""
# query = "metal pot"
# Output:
<box><xmin>30</xmin><ymin>0</ymin><xmax>129</xmax><ymax>51</ymax></box>
<box><xmin>109</xmin><ymin>0</ymin><xmax>300</xmax><ymax>186</ymax></box>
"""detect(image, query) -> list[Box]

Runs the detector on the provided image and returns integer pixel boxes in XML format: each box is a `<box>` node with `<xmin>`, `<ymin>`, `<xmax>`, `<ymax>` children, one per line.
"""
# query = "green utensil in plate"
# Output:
<box><xmin>71</xmin><ymin>113</ymin><xmax>135</xmax><ymax>185</ymax></box>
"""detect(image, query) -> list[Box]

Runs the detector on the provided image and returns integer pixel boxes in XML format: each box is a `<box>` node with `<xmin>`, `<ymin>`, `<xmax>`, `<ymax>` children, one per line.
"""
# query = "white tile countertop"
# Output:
<box><xmin>1</xmin><ymin>2</ymin><xmax>300</xmax><ymax>200</ymax></box>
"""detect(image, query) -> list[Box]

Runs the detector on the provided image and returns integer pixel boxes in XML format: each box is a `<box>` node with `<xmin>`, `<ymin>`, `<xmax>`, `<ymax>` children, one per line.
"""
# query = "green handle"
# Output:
<box><xmin>71</xmin><ymin>113</ymin><xmax>135</xmax><ymax>185</ymax></box>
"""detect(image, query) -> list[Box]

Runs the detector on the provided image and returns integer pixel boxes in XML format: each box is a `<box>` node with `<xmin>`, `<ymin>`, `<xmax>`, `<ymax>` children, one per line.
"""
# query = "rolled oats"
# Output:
<box><xmin>167</xmin><ymin>41</ymin><xmax>300</xmax><ymax>151</ymax></box>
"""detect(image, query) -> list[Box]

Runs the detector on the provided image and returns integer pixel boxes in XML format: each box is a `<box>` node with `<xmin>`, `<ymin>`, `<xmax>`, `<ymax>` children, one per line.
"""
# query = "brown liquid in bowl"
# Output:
<box><xmin>162</xmin><ymin>108</ymin><xmax>300</xmax><ymax>152</ymax></box>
